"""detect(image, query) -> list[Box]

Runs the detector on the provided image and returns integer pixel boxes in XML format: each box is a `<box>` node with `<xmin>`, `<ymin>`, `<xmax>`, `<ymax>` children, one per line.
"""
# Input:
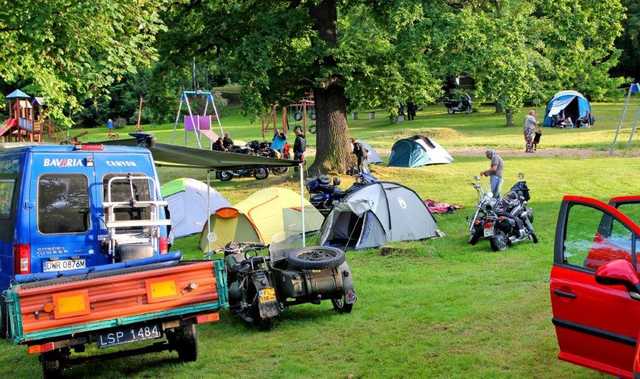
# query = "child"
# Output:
<box><xmin>533</xmin><ymin>124</ymin><xmax>542</xmax><ymax>151</ymax></box>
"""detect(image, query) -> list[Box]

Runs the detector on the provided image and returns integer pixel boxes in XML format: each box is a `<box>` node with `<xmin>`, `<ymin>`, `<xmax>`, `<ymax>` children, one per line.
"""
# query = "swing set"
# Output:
<box><xmin>609</xmin><ymin>83</ymin><xmax>640</xmax><ymax>154</ymax></box>
<box><xmin>172</xmin><ymin>90</ymin><xmax>224</xmax><ymax>149</ymax></box>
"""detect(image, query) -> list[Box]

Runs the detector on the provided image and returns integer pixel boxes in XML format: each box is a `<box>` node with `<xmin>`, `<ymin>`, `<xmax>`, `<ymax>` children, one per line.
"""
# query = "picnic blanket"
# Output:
<box><xmin>424</xmin><ymin>199</ymin><xmax>463</xmax><ymax>214</ymax></box>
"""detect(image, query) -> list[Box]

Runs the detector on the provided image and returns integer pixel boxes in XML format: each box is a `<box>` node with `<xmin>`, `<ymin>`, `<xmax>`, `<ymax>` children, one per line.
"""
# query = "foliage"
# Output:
<box><xmin>0</xmin><ymin>0</ymin><xmax>167</xmax><ymax>127</ymax></box>
<box><xmin>616</xmin><ymin>0</ymin><xmax>640</xmax><ymax>81</ymax></box>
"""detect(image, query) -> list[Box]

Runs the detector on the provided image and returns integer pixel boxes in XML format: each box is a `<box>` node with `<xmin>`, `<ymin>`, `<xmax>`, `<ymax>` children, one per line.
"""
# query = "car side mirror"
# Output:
<box><xmin>595</xmin><ymin>259</ymin><xmax>640</xmax><ymax>292</ymax></box>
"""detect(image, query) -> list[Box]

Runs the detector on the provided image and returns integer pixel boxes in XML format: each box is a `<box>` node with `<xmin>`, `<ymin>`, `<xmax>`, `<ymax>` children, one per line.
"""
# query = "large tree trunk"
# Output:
<box><xmin>307</xmin><ymin>0</ymin><xmax>351</xmax><ymax>175</ymax></box>
<box><xmin>310</xmin><ymin>85</ymin><xmax>351</xmax><ymax>175</ymax></box>
<box><xmin>505</xmin><ymin>108</ymin><xmax>514</xmax><ymax>127</ymax></box>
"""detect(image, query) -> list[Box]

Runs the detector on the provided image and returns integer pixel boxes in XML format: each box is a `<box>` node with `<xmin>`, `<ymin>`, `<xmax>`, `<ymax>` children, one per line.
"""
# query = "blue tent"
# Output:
<box><xmin>543</xmin><ymin>90</ymin><xmax>593</xmax><ymax>127</ymax></box>
<box><xmin>388</xmin><ymin>135</ymin><xmax>453</xmax><ymax>168</ymax></box>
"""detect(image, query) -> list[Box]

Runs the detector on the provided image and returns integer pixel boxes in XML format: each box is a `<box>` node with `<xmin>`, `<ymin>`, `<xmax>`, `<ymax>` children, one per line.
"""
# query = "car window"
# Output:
<box><xmin>102</xmin><ymin>174</ymin><xmax>151</xmax><ymax>222</ymax></box>
<box><xmin>616</xmin><ymin>202</ymin><xmax>640</xmax><ymax>224</ymax></box>
<box><xmin>0</xmin><ymin>179</ymin><xmax>15</xmax><ymax>219</ymax></box>
<box><xmin>564</xmin><ymin>203</ymin><xmax>636</xmax><ymax>271</ymax></box>
<box><xmin>38</xmin><ymin>174</ymin><xmax>90</xmax><ymax>234</ymax></box>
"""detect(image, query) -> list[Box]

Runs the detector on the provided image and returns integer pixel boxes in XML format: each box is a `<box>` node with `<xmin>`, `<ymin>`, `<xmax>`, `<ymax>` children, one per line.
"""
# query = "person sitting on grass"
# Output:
<box><xmin>481</xmin><ymin>149</ymin><xmax>504</xmax><ymax>198</ymax></box>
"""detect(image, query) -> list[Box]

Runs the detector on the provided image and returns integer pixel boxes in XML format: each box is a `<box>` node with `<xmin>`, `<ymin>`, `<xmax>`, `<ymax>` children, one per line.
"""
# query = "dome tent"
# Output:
<box><xmin>319</xmin><ymin>181</ymin><xmax>440</xmax><ymax>250</ymax></box>
<box><xmin>543</xmin><ymin>90</ymin><xmax>594</xmax><ymax>127</ymax></box>
<box><xmin>161</xmin><ymin>178</ymin><xmax>230</xmax><ymax>239</ymax></box>
<box><xmin>388</xmin><ymin>135</ymin><xmax>453</xmax><ymax>168</ymax></box>
<box><xmin>356</xmin><ymin>140</ymin><xmax>383</xmax><ymax>164</ymax></box>
<box><xmin>199</xmin><ymin>187</ymin><xmax>324</xmax><ymax>251</ymax></box>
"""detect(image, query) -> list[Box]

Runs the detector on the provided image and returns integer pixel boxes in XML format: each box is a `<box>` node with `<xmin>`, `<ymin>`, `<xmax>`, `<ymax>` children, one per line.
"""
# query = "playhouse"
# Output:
<box><xmin>0</xmin><ymin>89</ymin><xmax>45</xmax><ymax>143</ymax></box>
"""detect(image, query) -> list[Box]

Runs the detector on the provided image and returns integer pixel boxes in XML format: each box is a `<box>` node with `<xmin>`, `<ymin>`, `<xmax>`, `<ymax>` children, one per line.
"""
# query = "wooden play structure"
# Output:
<box><xmin>260</xmin><ymin>95</ymin><xmax>316</xmax><ymax>139</ymax></box>
<box><xmin>172</xmin><ymin>90</ymin><xmax>224</xmax><ymax>148</ymax></box>
<box><xmin>0</xmin><ymin>90</ymin><xmax>56</xmax><ymax>143</ymax></box>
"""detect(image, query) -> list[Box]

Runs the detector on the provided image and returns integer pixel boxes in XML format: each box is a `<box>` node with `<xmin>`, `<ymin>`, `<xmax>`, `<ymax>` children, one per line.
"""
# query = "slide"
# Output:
<box><xmin>0</xmin><ymin>118</ymin><xmax>17</xmax><ymax>138</ymax></box>
<box><xmin>199</xmin><ymin>129</ymin><xmax>220</xmax><ymax>144</ymax></box>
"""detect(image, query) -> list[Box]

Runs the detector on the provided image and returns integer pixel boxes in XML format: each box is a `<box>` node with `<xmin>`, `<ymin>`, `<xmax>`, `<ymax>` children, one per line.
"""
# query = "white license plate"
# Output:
<box><xmin>483</xmin><ymin>224</ymin><xmax>495</xmax><ymax>237</ymax></box>
<box><xmin>97</xmin><ymin>324</ymin><xmax>162</xmax><ymax>348</ymax></box>
<box><xmin>43</xmin><ymin>259</ymin><xmax>86</xmax><ymax>272</ymax></box>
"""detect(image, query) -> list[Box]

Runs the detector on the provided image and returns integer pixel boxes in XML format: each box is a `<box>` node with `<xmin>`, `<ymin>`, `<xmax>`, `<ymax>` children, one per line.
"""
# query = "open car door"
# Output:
<box><xmin>550</xmin><ymin>196</ymin><xmax>640</xmax><ymax>378</ymax></box>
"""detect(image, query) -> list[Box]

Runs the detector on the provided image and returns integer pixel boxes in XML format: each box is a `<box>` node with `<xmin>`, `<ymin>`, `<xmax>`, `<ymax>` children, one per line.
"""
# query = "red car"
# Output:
<box><xmin>550</xmin><ymin>195</ymin><xmax>640</xmax><ymax>378</ymax></box>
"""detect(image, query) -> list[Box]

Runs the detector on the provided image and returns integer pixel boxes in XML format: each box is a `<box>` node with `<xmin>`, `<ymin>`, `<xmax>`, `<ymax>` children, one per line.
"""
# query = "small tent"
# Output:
<box><xmin>199</xmin><ymin>187</ymin><xmax>324</xmax><ymax>251</ymax></box>
<box><xmin>543</xmin><ymin>90</ymin><xmax>594</xmax><ymax>127</ymax></box>
<box><xmin>388</xmin><ymin>135</ymin><xmax>453</xmax><ymax>168</ymax></box>
<box><xmin>357</xmin><ymin>140</ymin><xmax>383</xmax><ymax>164</ymax></box>
<box><xmin>161</xmin><ymin>178</ymin><xmax>230</xmax><ymax>239</ymax></box>
<box><xmin>319</xmin><ymin>182</ymin><xmax>440</xmax><ymax>250</ymax></box>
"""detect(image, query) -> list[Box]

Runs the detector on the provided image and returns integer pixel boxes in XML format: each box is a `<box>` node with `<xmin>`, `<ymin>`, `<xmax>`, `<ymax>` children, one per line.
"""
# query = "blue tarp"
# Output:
<box><xmin>543</xmin><ymin>90</ymin><xmax>593</xmax><ymax>127</ymax></box>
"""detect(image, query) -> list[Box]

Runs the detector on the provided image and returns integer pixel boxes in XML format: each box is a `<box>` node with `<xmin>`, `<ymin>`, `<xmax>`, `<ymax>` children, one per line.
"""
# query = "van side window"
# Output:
<box><xmin>102</xmin><ymin>174</ymin><xmax>151</xmax><ymax>222</ymax></box>
<box><xmin>0</xmin><ymin>179</ymin><xmax>15</xmax><ymax>218</ymax></box>
<box><xmin>38</xmin><ymin>175</ymin><xmax>90</xmax><ymax>234</ymax></box>
<box><xmin>564</xmin><ymin>204</ymin><xmax>636</xmax><ymax>271</ymax></box>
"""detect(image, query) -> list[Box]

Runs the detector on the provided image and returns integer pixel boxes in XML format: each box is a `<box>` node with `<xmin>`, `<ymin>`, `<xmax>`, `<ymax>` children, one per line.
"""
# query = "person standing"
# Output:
<box><xmin>533</xmin><ymin>122</ymin><xmax>542</xmax><ymax>151</ymax></box>
<box><xmin>293</xmin><ymin>127</ymin><xmax>306</xmax><ymax>163</ymax></box>
<box><xmin>407</xmin><ymin>101</ymin><xmax>417</xmax><ymax>120</ymax></box>
<box><xmin>481</xmin><ymin>149</ymin><xmax>504</xmax><ymax>198</ymax></box>
<box><xmin>523</xmin><ymin>110</ymin><xmax>537</xmax><ymax>153</ymax></box>
<box><xmin>351</xmin><ymin>138</ymin><xmax>369</xmax><ymax>173</ymax></box>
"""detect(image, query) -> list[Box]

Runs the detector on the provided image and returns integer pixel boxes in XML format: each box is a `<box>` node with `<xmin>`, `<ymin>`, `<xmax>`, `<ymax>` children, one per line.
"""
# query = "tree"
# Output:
<box><xmin>615</xmin><ymin>0</ymin><xmax>640</xmax><ymax>81</ymax></box>
<box><xmin>0</xmin><ymin>0</ymin><xmax>166</xmax><ymax>127</ymax></box>
<box><xmin>158</xmin><ymin>1</ymin><xmax>441</xmax><ymax>174</ymax></box>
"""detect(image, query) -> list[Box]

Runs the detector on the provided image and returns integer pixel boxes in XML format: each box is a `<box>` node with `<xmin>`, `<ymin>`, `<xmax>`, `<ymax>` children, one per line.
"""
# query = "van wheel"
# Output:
<box><xmin>173</xmin><ymin>324</ymin><xmax>198</xmax><ymax>362</ymax></box>
<box><xmin>41</xmin><ymin>350</ymin><xmax>65</xmax><ymax>379</ymax></box>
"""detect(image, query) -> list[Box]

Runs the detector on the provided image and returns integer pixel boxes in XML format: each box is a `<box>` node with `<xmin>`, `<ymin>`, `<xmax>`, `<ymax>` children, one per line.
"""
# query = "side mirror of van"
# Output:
<box><xmin>595</xmin><ymin>259</ymin><xmax>640</xmax><ymax>293</ymax></box>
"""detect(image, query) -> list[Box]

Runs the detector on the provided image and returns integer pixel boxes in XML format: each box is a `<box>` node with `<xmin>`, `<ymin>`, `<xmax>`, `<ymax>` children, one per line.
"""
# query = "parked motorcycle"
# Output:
<box><xmin>444</xmin><ymin>93</ymin><xmax>473</xmax><ymax>114</ymax></box>
<box><xmin>216</xmin><ymin>144</ymin><xmax>270</xmax><ymax>181</ymax></box>
<box><xmin>468</xmin><ymin>174</ymin><xmax>537</xmax><ymax>251</ymax></box>
<box><xmin>221</xmin><ymin>242</ymin><xmax>356</xmax><ymax>330</ymax></box>
<box><xmin>306</xmin><ymin>172</ymin><xmax>378</xmax><ymax>216</ymax></box>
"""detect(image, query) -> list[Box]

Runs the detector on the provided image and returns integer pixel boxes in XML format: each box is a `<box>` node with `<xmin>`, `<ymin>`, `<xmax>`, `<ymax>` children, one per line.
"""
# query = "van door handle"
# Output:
<box><xmin>553</xmin><ymin>289</ymin><xmax>577</xmax><ymax>299</ymax></box>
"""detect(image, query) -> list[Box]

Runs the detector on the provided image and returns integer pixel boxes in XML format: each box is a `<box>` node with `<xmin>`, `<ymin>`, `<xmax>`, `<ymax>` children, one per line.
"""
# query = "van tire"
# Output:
<box><xmin>41</xmin><ymin>350</ymin><xmax>64</xmax><ymax>379</ymax></box>
<box><xmin>174</xmin><ymin>324</ymin><xmax>198</xmax><ymax>362</ymax></box>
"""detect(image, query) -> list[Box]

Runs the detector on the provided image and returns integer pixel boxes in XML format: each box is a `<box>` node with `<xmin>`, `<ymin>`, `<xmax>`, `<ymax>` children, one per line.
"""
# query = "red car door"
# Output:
<box><xmin>550</xmin><ymin>196</ymin><xmax>640</xmax><ymax>378</ymax></box>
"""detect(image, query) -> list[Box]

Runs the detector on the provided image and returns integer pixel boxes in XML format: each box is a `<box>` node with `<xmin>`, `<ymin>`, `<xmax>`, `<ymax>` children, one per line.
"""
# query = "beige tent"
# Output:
<box><xmin>199</xmin><ymin>187</ymin><xmax>324</xmax><ymax>251</ymax></box>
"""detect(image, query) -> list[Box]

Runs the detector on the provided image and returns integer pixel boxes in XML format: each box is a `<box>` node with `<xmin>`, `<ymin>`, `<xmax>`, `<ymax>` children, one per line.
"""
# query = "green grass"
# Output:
<box><xmin>2</xmin><ymin>102</ymin><xmax>640</xmax><ymax>378</ymax></box>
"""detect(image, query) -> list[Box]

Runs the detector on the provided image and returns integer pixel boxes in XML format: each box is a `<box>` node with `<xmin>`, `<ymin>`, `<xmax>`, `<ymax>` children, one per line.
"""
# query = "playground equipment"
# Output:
<box><xmin>610</xmin><ymin>83</ymin><xmax>640</xmax><ymax>154</ymax></box>
<box><xmin>260</xmin><ymin>95</ymin><xmax>316</xmax><ymax>138</ymax></box>
<box><xmin>0</xmin><ymin>89</ymin><xmax>44</xmax><ymax>143</ymax></box>
<box><xmin>172</xmin><ymin>90</ymin><xmax>223</xmax><ymax>148</ymax></box>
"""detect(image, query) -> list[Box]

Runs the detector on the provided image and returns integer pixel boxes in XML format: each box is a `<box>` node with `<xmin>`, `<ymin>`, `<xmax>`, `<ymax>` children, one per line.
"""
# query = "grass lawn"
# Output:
<box><xmin>1</xmin><ymin>102</ymin><xmax>639</xmax><ymax>378</ymax></box>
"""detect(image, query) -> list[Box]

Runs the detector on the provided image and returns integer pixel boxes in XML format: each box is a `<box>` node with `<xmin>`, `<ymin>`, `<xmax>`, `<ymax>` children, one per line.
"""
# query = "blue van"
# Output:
<box><xmin>0</xmin><ymin>144</ymin><xmax>169</xmax><ymax>290</ymax></box>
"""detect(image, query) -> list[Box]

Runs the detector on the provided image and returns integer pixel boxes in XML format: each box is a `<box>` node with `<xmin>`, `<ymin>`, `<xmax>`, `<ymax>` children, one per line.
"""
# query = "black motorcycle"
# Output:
<box><xmin>222</xmin><ymin>242</ymin><xmax>356</xmax><ymax>330</ymax></box>
<box><xmin>306</xmin><ymin>172</ymin><xmax>378</xmax><ymax>216</ymax></box>
<box><xmin>444</xmin><ymin>93</ymin><xmax>473</xmax><ymax>114</ymax></box>
<box><xmin>216</xmin><ymin>144</ymin><xmax>270</xmax><ymax>181</ymax></box>
<box><xmin>468</xmin><ymin>174</ymin><xmax>537</xmax><ymax>251</ymax></box>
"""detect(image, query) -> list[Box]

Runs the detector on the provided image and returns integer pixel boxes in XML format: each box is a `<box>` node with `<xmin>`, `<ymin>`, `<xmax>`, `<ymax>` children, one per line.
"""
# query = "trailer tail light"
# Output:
<box><xmin>159</xmin><ymin>237</ymin><xmax>169</xmax><ymax>254</ymax></box>
<box><xmin>13</xmin><ymin>244</ymin><xmax>31</xmax><ymax>274</ymax></box>
<box><xmin>27</xmin><ymin>342</ymin><xmax>55</xmax><ymax>355</ymax></box>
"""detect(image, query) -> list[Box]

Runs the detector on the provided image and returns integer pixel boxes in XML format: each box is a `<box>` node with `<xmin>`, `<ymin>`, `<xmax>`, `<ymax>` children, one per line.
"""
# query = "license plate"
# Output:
<box><xmin>259</xmin><ymin>288</ymin><xmax>277</xmax><ymax>303</ymax></box>
<box><xmin>43</xmin><ymin>259</ymin><xmax>86</xmax><ymax>272</ymax></box>
<box><xmin>97</xmin><ymin>324</ymin><xmax>162</xmax><ymax>348</ymax></box>
<box><xmin>484</xmin><ymin>223</ymin><xmax>494</xmax><ymax>237</ymax></box>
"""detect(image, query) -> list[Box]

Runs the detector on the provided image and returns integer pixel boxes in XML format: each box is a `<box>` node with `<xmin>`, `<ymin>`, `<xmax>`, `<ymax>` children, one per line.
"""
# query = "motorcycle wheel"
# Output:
<box><xmin>468</xmin><ymin>226</ymin><xmax>482</xmax><ymax>245</ymax></box>
<box><xmin>490</xmin><ymin>232</ymin><xmax>508</xmax><ymax>252</ymax></box>
<box><xmin>465</xmin><ymin>107</ymin><xmax>472</xmax><ymax>114</ymax></box>
<box><xmin>271</xmin><ymin>167</ymin><xmax>288</xmax><ymax>175</ymax></box>
<box><xmin>219</xmin><ymin>171</ymin><xmax>233</xmax><ymax>182</ymax></box>
<box><xmin>332</xmin><ymin>294</ymin><xmax>353</xmax><ymax>314</ymax></box>
<box><xmin>254</xmin><ymin>168</ymin><xmax>269</xmax><ymax>180</ymax></box>
<box><xmin>286</xmin><ymin>247</ymin><xmax>345</xmax><ymax>270</ymax></box>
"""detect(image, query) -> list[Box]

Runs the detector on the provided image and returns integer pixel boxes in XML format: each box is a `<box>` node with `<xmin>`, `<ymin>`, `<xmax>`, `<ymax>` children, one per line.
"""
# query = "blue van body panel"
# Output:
<box><xmin>0</xmin><ymin>144</ymin><xmax>167</xmax><ymax>291</ymax></box>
